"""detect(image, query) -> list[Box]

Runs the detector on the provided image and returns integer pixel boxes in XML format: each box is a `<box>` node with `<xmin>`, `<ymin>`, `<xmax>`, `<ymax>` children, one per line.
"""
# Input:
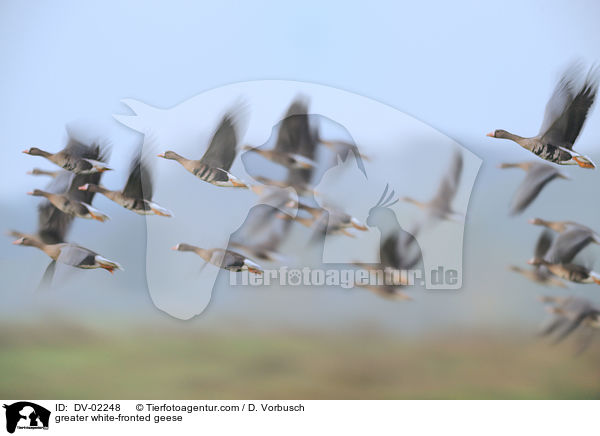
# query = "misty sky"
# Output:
<box><xmin>1</xmin><ymin>1</ymin><xmax>600</xmax><ymax>333</ymax></box>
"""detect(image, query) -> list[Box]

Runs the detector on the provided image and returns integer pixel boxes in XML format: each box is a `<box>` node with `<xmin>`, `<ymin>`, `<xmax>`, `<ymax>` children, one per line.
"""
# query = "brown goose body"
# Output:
<box><xmin>12</xmin><ymin>237</ymin><xmax>122</xmax><ymax>273</ymax></box>
<box><xmin>28</xmin><ymin>168</ymin><xmax>61</xmax><ymax>178</ymax></box>
<box><xmin>172</xmin><ymin>243</ymin><xmax>263</xmax><ymax>274</ymax></box>
<box><xmin>529</xmin><ymin>258</ymin><xmax>600</xmax><ymax>285</ymax></box>
<box><xmin>508</xmin><ymin>265</ymin><xmax>567</xmax><ymax>288</ymax></box>
<box><xmin>23</xmin><ymin>139</ymin><xmax>112</xmax><ymax>174</ymax></box>
<box><xmin>79</xmin><ymin>147</ymin><xmax>172</xmax><ymax>217</ymax></box>
<box><xmin>243</xmin><ymin>146</ymin><xmax>315</xmax><ymax>170</ymax></box>
<box><xmin>79</xmin><ymin>184</ymin><xmax>171</xmax><ymax>217</ymax></box>
<box><xmin>158</xmin><ymin>152</ymin><xmax>246</xmax><ymax>187</ymax></box>
<box><xmin>28</xmin><ymin>189</ymin><xmax>109</xmax><ymax>222</ymax></box>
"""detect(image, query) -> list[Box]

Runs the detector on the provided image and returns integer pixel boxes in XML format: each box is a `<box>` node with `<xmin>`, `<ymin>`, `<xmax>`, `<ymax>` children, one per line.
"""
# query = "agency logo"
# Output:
<box><xmin>3</xmin><ymin>402</ymin><xmax>50</xmax><ymax>434</ymax></box>
<box><xmin>114</xmin><ymin>80</ymin><xmax>480</xmax><ymax>319</ymax></box>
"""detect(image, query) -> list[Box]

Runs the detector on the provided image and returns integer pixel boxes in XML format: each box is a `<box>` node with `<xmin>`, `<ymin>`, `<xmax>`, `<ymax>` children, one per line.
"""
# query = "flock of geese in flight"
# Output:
<box><xmin>490</xmin><ymin>62</ymin><xmax>600</xmax><ymax>352</ymax></box>
<box><xmin>9</xmin><ymin>61</ymin><xmax>600</xmax><ymax>352</ymax></box>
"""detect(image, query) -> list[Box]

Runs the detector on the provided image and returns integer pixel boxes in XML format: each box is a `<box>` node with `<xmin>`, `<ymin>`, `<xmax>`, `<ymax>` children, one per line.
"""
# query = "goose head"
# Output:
<box><xmin>171</xmin><ymin>243</ymin><xmax>196</xmax><ymax>252</ymax></box>
<box><xmin>22</xmin><ymin>147</ymin><xmax>47</xmax><ymax>156</ymax></box>
<box><xmin>157</xmin><ymin>151</ymin><xmax>181</xmax><ymax>160</ymax></box>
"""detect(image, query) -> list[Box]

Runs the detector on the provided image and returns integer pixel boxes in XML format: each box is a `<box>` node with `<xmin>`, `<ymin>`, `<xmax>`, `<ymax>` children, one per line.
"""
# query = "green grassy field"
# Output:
<box><xmin>1</xmin><ymin>323</ymin><xmax>599</xmax><ymax>399</ymax></box>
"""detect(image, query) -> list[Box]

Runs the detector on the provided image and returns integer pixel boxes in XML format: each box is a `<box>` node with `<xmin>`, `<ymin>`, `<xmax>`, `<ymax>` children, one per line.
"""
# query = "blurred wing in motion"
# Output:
<box><xmin>429</xmin><ymin>148</ymin><xmax>463</xmax><ymax>216</ymax></box>
<box><xmin>37</xmin><ymin>260</ymin><xmax>57</xmax><ymax>290</ymax></box>
<box><xmin>122</xmin><ymin>146</ymin><xmax>154</xmax><ymax>201</ymax></box>
<box><xmin>200</xmin><ymin>111</ymin><xmax>240</xmax><ymax>171</ymax></box>
<box><xmin>545</xmin><ymin>227</ymin><xmax>597</xmax><ymax>264</ymax></box>
<box><xmin>509</xmin><ymin>163</ymin><xmax>563</xmax><ymax>215</ymax></box>
<box><xmin>56</xmin><ymin>244</ymin><xmax>97</xmax><ymax>268</ymax></box>
<box><xmin>540</xmin><ymin>64</ymin><xmax>598</xmax><ymax>149</ymax></box>
<box><xmin>37</xmin><ymin>171</ymin><xmax>74</xmax><ymax>244</ymax></box>
<box><xmin>534</xmin><ymin>229</ymin><xmax>554</xmax><ymax>260</ymax></box>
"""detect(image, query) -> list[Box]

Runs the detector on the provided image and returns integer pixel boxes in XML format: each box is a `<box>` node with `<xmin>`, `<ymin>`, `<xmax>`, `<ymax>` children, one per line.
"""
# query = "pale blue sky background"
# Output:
<box><xmin>1</xmin><ymin>1</ymin><xmax>600</xmax><ymax>332</ymax></box>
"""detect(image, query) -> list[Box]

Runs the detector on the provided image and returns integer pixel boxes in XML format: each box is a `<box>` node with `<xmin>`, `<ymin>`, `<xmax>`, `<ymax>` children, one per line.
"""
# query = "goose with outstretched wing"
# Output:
<box><xmin>498</xmin><ymin>162</ymin><xmax>569</xmax><ymax>215</ymax></box>
<box><xmin>402</xmin><ymin>148</ymin><xmax>464</xmax><ymax>222</ymax></box>
<box><xmin>488</xmin><ymin>63</ymin><xmax>598</xmax><ymax>168</ymax></box>
<box><xmin>538</xmin><ymin>296</ymin><xmax>600</xmax><ymax>354</ymax></box>
<box><xmin>27</xmin><ymin>167</ymin><xmax>110</xmax><ymax>222</ymax></box>
<box><xmin>23</xmin><ymin>136</ymin><xmax>112</xmax><ymax>174</ymax></box>
<box><xmin>158</xmin><ymin>110</ymin><xmax>247</xmax><ymax>188</ymax></box>
<box><xmin>508</xmin><ymin>230</ymin><xmax>566</xmax><ymax>288</ymax></box>
<box><xmin>80</xmin><ymin>147</ymin><xmax>172</xmax><ymax>217</ymax></box>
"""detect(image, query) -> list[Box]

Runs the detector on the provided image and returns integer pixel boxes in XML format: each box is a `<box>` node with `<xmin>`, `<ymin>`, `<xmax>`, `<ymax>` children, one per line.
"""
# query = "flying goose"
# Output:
<box><xmin>487</xmin><ymin>63</ymin><xmax>598</xmax><ymax>168</ymax></box>
<box><xmin>158</xmin><ymin>110</ymin><xmax>247</xmax><ymax>188</ymax></box>
<box><xmin>171</xmin><ymin>243</ymin><xmax>263</xmax><ymax>274</ymax></box>
<box><xmin>529</xmin><ymin>218</ymin><xmax>600</xmax><ymax>264</ymax></box>
<box><xmin>229</xmin><ymin>232</ymin><xmax>290</xmax><ymax>264</ymax></box>
<box><xmin>252</xmin><ymin>175</ymin><xmax>316</xmax><ymax>198</ymax></box>
<box><xmin>508</xmin><ymin>230</ymin><xmax>566</xmax><ymax>288</ymax></box>
<box><xmin>23</xmin><ymin>137</ymin><xmax>112</xmax><ymax>174</ymax></box>
<box><xmin>401</xmin><ymin>148</ymin><xmax>464</xmax><ymax>221</ymax></box>
<box><xmin>538</xmin><ymin>296</ymin><xmax>600</xmax><ymax>353</ymax></box>
<box><xmin>27</xmin><ymin>170</ymin><xmax>109</xmax><ymax>222</ymax></box>
<box><xmin>498</xmin><ymin>162</ymin><xmax>570</xmax><ymax>215</ymax></box>
<box><xmin>79</xmin><ymin>148</ymin><xmax>172</xmax><ymax>217</ymax></box>
<box><xmin>12</xmin><ymin>236</ymin><xmax>122</xmax><ymax>273</ymax></box>
<box><xmin>242</xmin><ymin>146</ymin><xmax>316</xmax><ymax>170</ymax></box>
<box><xmin>244</xmin><ymin>98</ymin><xmax>320</xmax><ymax>197</ymax></box>
<box><xmin>27</xmin><ymin>168</ymin><xmax>61</xmax><ymax>178</ymax></box>
<box><xmin>528</xmin><ymin>257</ymin><xmax>600</xmax><ymax>285</ymax></box>
<box><xmin>313</xmin><ymin>206</ymin><xmax>368</xmax><ymax>238</ymax></box>
<box><xmin>353</xmin><ymin>213</ymin><xmax>423</xmax><ymax>301</ymax></box>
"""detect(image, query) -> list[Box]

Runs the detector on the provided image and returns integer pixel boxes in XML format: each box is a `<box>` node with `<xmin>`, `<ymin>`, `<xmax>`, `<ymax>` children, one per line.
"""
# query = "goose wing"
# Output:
<box><xmin>279</xmin><ymin>99</ymin><xmax>319</xmax><ymax>188</ymax></box>
<box><xmin>380</xmin><ymin>229</ymin><xmax>422</xmax><ymax>270</ymax></box>
<box><xmin>56</xmin><ymin>244</ymin><xmax>98</xmax><ymax>267</ymax></box>
<box><xmin>540</xmin><ymin>65</ymin><xmax>598</xmax><ymax>149</ymax></box>
<box><xmin>553</xmin><ymin>312</ymin><xmax>588</xmax><ymax>344</ymax></box>
<box><xmin>539</xmin><ymin>316</ymin><xmax>568</xmax><ymax>337</ymax></box>
<box><xmin>37</xmin><ymin>171</ymin><xmax>74</xmax><ymax>243</ymax></box>
<box><xmin>38</xmin><ymin>260</ymin><xmax>57</xmax><ymax>289</ymax></box>
<box><xmin>63</xmin><ymin>137</ymin><xmax>99</xmax><ymax>158</ymax></box>
<box><xmin>274</xmin><ymin>98</ymin><xmax>311</xmax><ymax>154</ymax></box>
<box><xmin>200</xmin><ymin>112</ymin><xmax>239</xmax><ymax>171</ymax></box>
<box><xmin>122</xmin><ymin>147</ymin><xmax>153</xmax><ymax>201</ymax></box>
<box><xmin>430</xmin><ymin>149</ymin><xmax>463</xmax><ymax>212</ymax></box>
<box><xmin>534</xmin><ymin>229</ymin><xmax>554</xmax><ymax>260</ymax></box>
<box><xmin>64</xmin><ymin>141</ymin><xmax>109</xmax><ymax>202</ymax></box>
<box><xmin>545</xmin><ymin>227</ymin><xmax>595</xmax><ymax>264</ymax></box>
<box><xmin>510</xmin><ymin>163</ymin><xmax>559</xmax><ymax>215</ymax></box>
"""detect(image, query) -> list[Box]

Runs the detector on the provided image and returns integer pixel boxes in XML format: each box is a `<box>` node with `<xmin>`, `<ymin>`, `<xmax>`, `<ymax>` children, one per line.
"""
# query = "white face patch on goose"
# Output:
<box><xmin>115</xmin><ymin>81</ymin><xmax>481</xmax><ymax>320</ymax></box>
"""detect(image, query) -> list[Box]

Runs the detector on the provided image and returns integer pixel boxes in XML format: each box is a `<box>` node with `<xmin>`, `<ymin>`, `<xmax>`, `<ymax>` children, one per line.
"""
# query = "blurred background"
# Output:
<box><xmin>1</xmin><ymin>0</ymin><xmax>600</xmax><ymax>399</ymax></box>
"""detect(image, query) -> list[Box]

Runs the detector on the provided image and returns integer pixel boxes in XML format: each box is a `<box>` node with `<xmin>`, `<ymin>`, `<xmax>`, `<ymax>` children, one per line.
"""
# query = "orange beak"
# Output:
<box><xmin>157</xmin><ymin>153</ymin><xmax>165</xmax><ymax>158</ymax></box>
<box><xmin>486</xmin><ymin>132</ymin><xmax>495</xmax><ymax>137</ymax></box>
